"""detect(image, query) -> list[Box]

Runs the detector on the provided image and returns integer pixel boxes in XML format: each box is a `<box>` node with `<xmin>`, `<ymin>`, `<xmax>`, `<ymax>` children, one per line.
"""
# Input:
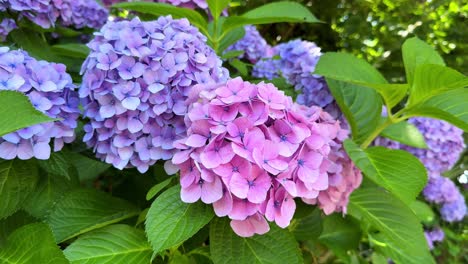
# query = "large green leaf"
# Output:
<box><xmin>406</xmin><ymin>88</ymin><xmax>468</xmax><ymax>131</ymax></box>
<box><xmin>37</xmin><ymin>152</ymin><xmax>78</xmax><ymax>180</ymax></box>
<box><xmin>344</xmin><ymin>140</ymin><xmax>426</xmax><ymax>205</ymax></box>
<box><xmin>0</xmin><ymin>211</ymin><xmax>36</xmax><ymax>247</ymax></box>
<box><xmin>146</xmin><ymin>177</ymin><xmax>173</xmax><ymax>201</ymax></box>
<box><xmin>348</xmin><ymin>188</ymin><xmax>434</xmax><ymax>264</ymax></box>
<box><xmin>327</xmin><ymin>79</ymin><xmax>382</xmax><ymax>144</ymax></box>
<box><xmin>381</xmin><ymin>120</ymin><xmax>428</xmax><ymax>149</ymax></box>
<box><xmin>410</xmin><ymin>200</ymin><xmax>435</xmax><ymax>224</ymax></box>
<box><xmin>0</xmin><ymin>223</ymin><xmax>69</xmax><ymax>264</ymax></box>
<box><xmin>207</xmin><ymin>0</ymin><xmax>230</xmax><ymax>20</ymax></box>
<box><xmin>0</xmin><ymin>91</ymin><xmax>56</xmax><ymax>137</ymax></box>
<box><xmin>66</xmin><ymin>151</ymin><xmax>111</xmax><ymax>181</ymax></box>
<box><xmin>64</xmin><ymin>224</ymin><xmax>152</xmax><ymax>264</ymax></box>
<box><xmin>316</xmin><ymin>52</ymin><xmax>408</xmax><ymax>108</ymax></box>
<box><xmin>408</xmin><ymin>64</ymin><xmax>468</xmax><ymax>106</ymax></box>
<box><xmin>222</xmin><ymin>1</ymin><xmax>319</xmax><ymax>34</ymax></box>
<box><xmin>145</xmin><ymin>185</ymin><xmax>213</xmax><ymax>254</ymax></box>
<box><xmin>0</xmin><ymin>160</ymin><xmax>39</xmax><ymax>219</ymax></box>
<box><xmin>401</xmin><ymin>37</ymin><xmax>445</xmax><ymax>85</ymax></box>
<box><xmin>46</xmin><ymin>189</ymin><xmax>140</xmax><ymax>243</ymax></box>
<box><xmin>22</xmin><ymin>170</ymin><xmax>77</xmax><ymax>219</ymax></box>
<box><xmin>290</xmin><ymin>208</ymin><xmax>322</xmax><ymax>241</ymax></box>
<box><xmin>113</xmin><ymin>2</ymin><xmax>208</xmax><ymax>35</ymax></box>
<box><xmin>52</xmin><ymin>43</ymin><xmax>89</xmax><ymax>59</ymax></box>
<box><xmin>210</xmin><ymin>218</ymin><xmax>303</xmax><ymax>264</ymax></box>
<box><xmin>218</xmin><ymin>26</ymin><xmax>246</xmax><ymax>54</ymax></box>
<box><xmin>318</xmin><ymin>214</ymin><xmax>361</xmax><ymax>260</ymax></box>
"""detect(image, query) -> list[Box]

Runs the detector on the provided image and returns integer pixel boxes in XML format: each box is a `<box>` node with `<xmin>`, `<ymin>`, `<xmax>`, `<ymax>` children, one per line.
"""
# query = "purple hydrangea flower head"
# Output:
<box><xmin>0</xmin><ymin>18</ymin><xmax>16</xmax><ymax>41</ymax></box>
<box><xmin>2</xmin><ymin>0</ymin><xmax>107</xmax><ymax>29</ymax></box>
<box><xmin>172</xmin><ymin>77</ymin><xmax>361</xmax><ymax>237</ymax></box>
<box><xmin>226</xmin><ymin>25</ymin><xmax>269</xmax><ymax>63</ymax></box>
<box><xmin>0</xmin><ymin>47</ymin><xmax>79</xmax><ymax>160</ymax></box>
<box><xmin>424</xmin><ymin>228</ymin><xmax>444</xmax><ymax>250</ymax></box>
<box><xmin>102</xmin><ymin>0</ymin><xmax>208</xmax><ymax>10</ymax></box>
<box><xmin>80</xmin><ymin>16</ymin><xmax>228</xmax><ymax>173</ymax></box>
<box><xmin>440</xmin><ymin>193</ymin><xmax>467</xmax><ymax>222</ymax></box>
<box><xmin>253</xmin><ymin>39</ymin><xmax>340</xmax><ymax>118</ymax></box>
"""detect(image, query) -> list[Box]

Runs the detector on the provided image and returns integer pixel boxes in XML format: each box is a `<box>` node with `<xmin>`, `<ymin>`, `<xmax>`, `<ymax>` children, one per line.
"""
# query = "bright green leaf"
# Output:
<box><xmin>0</xmin><ymin>160</ymin><xmax>39</xmax><ymax>219</ymax></box>
<box><xmin>218</xmin><ymin>26</ymin><xmax>246</xmax><ymax>54</ymax></box>
<box><xmin>381</xmin><ymin>120</ymin><xmax>428</xmax><ymax>148</ymax></box>
<box><xmin>46</xmin><ymin>189</ymin><xmax>140</xmax><ymax>243</ymax></box>
<box><xmin>408</xmin><ymin>64</ymin><xmax>468</xmax><ymax>107</ymax></box>
<box><xmin>229</xmin><ymin>59</ymin><xmax>249</xmax><ymax>77</ymax></box>
<box><xmin>52</xmin><ymin>44</ymin><xmax>89</xmax><ymax>59</ymax></box>
<box><xmin>145</xmin><ymin>185</ymin><xmax>213</xmax><ymax>254</ymax></box>
<box><xmin>221</xmin><ymin>50</ymin><xmax>244</xmax><ymax>60</ymax></box>
<box><xmin>344</xmin><ymin>140</ymin><xmax>427</xmax><ymax>205</ymax></box>
<box><xmin>146</xmin><ymin>177</ymin><xmax>173</xmax><ymax>201</ymax></box>
<box><xmin>348</xmin><ymin>188</ymin><xmax>434</xmax><ymax>264</ymax></box>
<box><xmin>64</xmin><ymin>224</ymin><xmax>152</xmax><ymax>264</ymax></box>
<box><xmin>113</xmin><ymin>2</ymin><xmax>208</xmax><ymax>35</ymax></box>
<box><xmin>222</xmin><ymin>1</ymin><xmax>319</xmax><ymax>34</ymax></box>
<box><xmin>0</xmin><ymin>211</ymin><xmax>36</xmax><ymax>247</ymax></box>
<box><xmin>210</xmin><ymin>217</ymin><xmax>303</xmax><ymax>264</ymax></box>
<box><xmin>410</xmin><ymin>200</ymin><xmax>435</xmax><ymax>224</ymax></box>
<box><xmin>0</xmin><ymin>91</ymin><xmax>56</xmax><ymax>137</ymax></box>
<box><xmin>207</xmin><ymin>0</ymin><xmax>230</xmax><ymax>20</ymax></box>
<box><xmin>318</xmin><ymin>214</ymin><xmax>361</xmax><ymax>261</ymax></box>
<box><xmin>327</xmin><ymin>79</ymin><xmax>382</xmax><ymax>144</ymax></box>
<box><xmin>401</xmin><ymin>37</ymin><xmax>445</xmax><ymax>85</ymax></box>
<box><xmin>0</xmin><ymin>223</ymin><xmax>68</xmax><ymax>264</ymax></box>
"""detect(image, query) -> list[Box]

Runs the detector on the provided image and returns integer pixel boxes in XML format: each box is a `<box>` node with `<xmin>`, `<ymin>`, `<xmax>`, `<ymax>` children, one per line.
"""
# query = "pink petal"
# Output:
<box><xmin>201</xmin><ymin>177</ymin><xmax>223</xmax><ymax>204</ymax></box>
<box><xmin>181</xmin><ymin>183</ymin><xmax>201</xmax><ymax>203</ymax></box>
<box><xmin>229</xmin><ymin>173</ymin><xmax>249</xmax><ymax>199</ymax></box>
<box><xmin>185</xmin><ymin>134</ymin><xmax>207</xmax><ymax>147</ymax></box>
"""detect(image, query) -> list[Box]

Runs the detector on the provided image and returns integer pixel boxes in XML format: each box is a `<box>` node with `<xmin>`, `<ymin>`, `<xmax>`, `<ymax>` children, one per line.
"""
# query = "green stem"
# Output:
<box><xmin>360</xmin><ymin>118</ymin><xmax>393</xmax><ymax>149</ymax></box>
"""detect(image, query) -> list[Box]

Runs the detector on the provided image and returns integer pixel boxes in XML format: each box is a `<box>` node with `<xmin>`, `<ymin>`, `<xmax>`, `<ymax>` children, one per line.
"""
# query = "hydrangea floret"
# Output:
<box><xmin>226</xmin><ymin>25</ymin><xmax>269</xmax><ymax>63</ymax></box>
<box><xmin>79</xmin><ymin>16</ymin><xmax>228</xmax><ymax>173</ymax></box>
<box><xmin>424</xmin><ymin>228</ymin><xmax>444</xmax><ymax>250</ymax></box>
<box><xmin>0</xmin><ymin>47</ymin><xmax>79</xmax><ymax>160</ymax></box>
<box><xmin>172</xmin><ymin>77</ymin><xmax>362</xmax><ymax>236</ymax></box>
<box><xmin>0</xmin><ymin>18</ymin><xmax>16</xmax><ymax>41</ymax></box>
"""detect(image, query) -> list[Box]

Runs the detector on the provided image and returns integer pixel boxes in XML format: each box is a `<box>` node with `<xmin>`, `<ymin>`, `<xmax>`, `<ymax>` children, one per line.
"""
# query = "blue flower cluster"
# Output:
<box><xmin>80</xmin><ymin>16</ymin><xmax>228</xmax><ymax>173</ymax></box>
<box><xmin>226</xmin><ymin>25</ymin><xmax>269</xmax><ymax>63</ymax></box>
<box><xmin>424</xmin><ymin>228</ymin><xmax>444</xmax><ymax>250</ymax></box>
<box><xmin>0</xmin><ymin>47</ymin><xmax>80</xmax><ymax>160</ymax></box>
<box><xmin>0</xmin><ymin>0</ymin><xmax>107</xmax><ymax>29</ymax></box>
<box><xmin>0</xmin><ymin>18</ymin><xmax>16</xmax><ymax>41</ymax></box>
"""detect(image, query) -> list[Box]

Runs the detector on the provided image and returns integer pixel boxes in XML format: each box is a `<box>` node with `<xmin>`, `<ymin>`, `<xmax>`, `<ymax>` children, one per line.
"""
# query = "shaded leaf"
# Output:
<box><xmin>52</xmin><ymin>43</ymin><xmax>89</xmax><ymax>59</ymax></box>
<box><xmin>146</xmin><ymin>177</ymin><xmax>173</xmax><ymax>201</ymax></box>
<box><xmin>318</xmin><ymin>214</ymin><xmax>360</xmax><ymax>260</ymax></box>
<box><xmin>0</xmin><ymin>211</ymin><xmax>36</xmax><ymax>246</ymax></box>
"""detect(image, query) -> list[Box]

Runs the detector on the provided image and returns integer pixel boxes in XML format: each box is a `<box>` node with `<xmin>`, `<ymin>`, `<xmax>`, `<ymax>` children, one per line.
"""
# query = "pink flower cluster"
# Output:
<box><xmin>172</xmin><ymin>77</ymin><xmax>362</xmax><ymax>237</ymax></box>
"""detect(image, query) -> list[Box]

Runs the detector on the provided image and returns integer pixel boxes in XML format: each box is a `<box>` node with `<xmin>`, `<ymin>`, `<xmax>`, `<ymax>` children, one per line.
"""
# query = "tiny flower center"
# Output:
<box><xmin>280</xmin><ymin>134</ymin><xmax>287</xmax><ymax>142</ymax></box>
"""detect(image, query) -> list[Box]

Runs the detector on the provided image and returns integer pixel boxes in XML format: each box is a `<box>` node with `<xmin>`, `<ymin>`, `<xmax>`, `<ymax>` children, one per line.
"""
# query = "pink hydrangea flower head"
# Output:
<box><xmin>80</xmin><ymin>16</ymin><xmax>228</xmax><ymax>173</ymax></box>
<box><xmin>173</xmin><ymin>77</ymin><xmax>362</xmax><ymax>236</ymax></box>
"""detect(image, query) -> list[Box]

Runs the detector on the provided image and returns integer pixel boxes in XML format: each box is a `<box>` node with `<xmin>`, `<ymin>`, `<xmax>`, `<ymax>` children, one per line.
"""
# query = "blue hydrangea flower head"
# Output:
<box><xmin>226</xmin><ymin>25</ymin><xmax>269</xmax><ymax>63</ymax></box>
<box><xmin>80</xmin><ymin>16</ymin><xmax>228</xmax><ymax>173</ymax></box>
<box><xmin>0</xmin><ymin>47</ymin><xmax>80</xmax><ymax>160</ymax></box>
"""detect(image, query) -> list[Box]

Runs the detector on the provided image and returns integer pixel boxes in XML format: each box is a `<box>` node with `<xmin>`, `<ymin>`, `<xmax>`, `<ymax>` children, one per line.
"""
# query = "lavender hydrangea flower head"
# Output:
<box><xmin>0</xmin><ymin>47</ymin><xmax>79</xmax><ymax>160</ymax></box>
<box><xmin>2</xmin><ymin>0</ymin><xmax>107</xmax><ymax>29</ymax></box>
<box><xmin>253</xmin><ymin>39</ymin><xmax>340</xmax><ymax>118</ymax></box>
<box><xmin>172</xmin><ymin>77</ymin><xmax>361</xmax><ymax>237</ymax></box>
<box><xmin>226</xmin><ymin>25</ymin><xmax>269</xmax><ymax>63</ymax></box>
<box><xmin>0</xmin><ymin>18</ymin><xmax>16</xmax><ymax>41</ymax></box>
<box><xmin>424</xmin><ymin>228</ymin><xmax>444</xmax><ymax>250</ymax></box>
<box><xmin>252</xmin><ymin>56</ymin><xmax>281</xmax><ymax>80</ymax></box>
<box><xmin>80</xmin><ymin>16</ymin><xmax>228</xmax><ymax>173</ymax></box>
<box><xmin>440</xmin><ymin>193</ymin><xmax>467</xmax><ymax>222</ymax></box>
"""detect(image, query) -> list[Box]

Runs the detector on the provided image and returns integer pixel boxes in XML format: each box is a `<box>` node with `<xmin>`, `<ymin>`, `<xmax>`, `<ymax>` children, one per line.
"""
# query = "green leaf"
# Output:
<box><xmin>210</xmin><ymin>218</ymin><xmax>303</xmax><ymax>264</ymax></box>
<box><xmin>381</xmin><ymin>120</ymin><xmax>428</xmax><ymax>149</ymax></box>
<box><xmin>371</xmin><ymin>252</ymin><xmax>388</xmax><ymax>264</ymax></box>
<box><xmin>113</xmin><ymin>2</ymin><xmax>208</xmax><ymax>35</ymax></box>
<box><xmin>37</xmin><ymin>152</ymin><xmax>77</xmax><ymax>180</ymax></box>
<box><xmin>318</xmin><ymin>214</ymin><xmax>361</xmax><ymax>260</ymax></box>
<box><xmin>221</xmin><ymin>50</ymin><xmax>244</xmax><ymax>60</ymax></box>
<box><xmin>344</xmin><ymin>140</ymin><xmax>427</xmax><ymax>205</ymax></box>
<box><xmin>52</xmin><ymin>44</ymin><xmax>89</xmax><ymax>59</ymax></box>
<box><xmin>218</xmin><ymin>26</ymin><xmax>245</xmax><ymax>54</ymax></box>
<box><xmin>0</xmin><ymin>223</ymin><xmax>68</xmax><ymax>264</ymax></box>
<box><xmin>46</xmin><ymin>189</ymin><xmax>140</xmax><ymax>243</ymax></box>
<box><xmin>64</xmin><ymin>224</ymin><xmax>152</xmax><ymax>264</ymax></box>
<box><xmin>207</xmin><ymin>0</ymin><xmax>230</xmax><ymax>20</ymax></box>
<box><xmin>408</xmin><ymin>64</ymin><xmax>468</xmax><ymax>107</ymax></box>
<box><xmin>66</xmin><ymin>151</ymin><xmax>111</xmax><ymax>182</ymax></box>
<box><xmin>401</xmin><ymin>37</ymin><xmax>445</xmax><ymax>86</ymax></box>
<box><xmin>0</xmin><ymin>160</ymin><xmax>39</xmax><ymax>219</ymax></box>
<box><xmin>316</xmin><ymin>52</ymin><xmax>408</xmax><ymax>108</ymax></box>
<box><xmin>406</xmin><ymin>88</ymin><xmax>468</xmax><ymax>131</ymax></box>
<box><xmin>0</xmin><ymin>211</ymin><xmax>37</xmax><ymax>246</ymax></box>
<box><xmin>410</xmin><ymin>200</ymin><xmax>435</xmax><ymax>224</ymax></box>
<box><xmin>229</xmin><ymin>59</ymin><xmax>249</xmax><ymax>77</ymax></box>
<box><xmin>290</xmin><ymin>208</ymin><xmax>322</xmax><ymax>241</ymax></box>
<box><xmin>22</xmin><ymin>169</ymin><xmax>77</xmax><ymax>219</ymax></box>
<box><xmin>327</xmin><ymin>79</ymin><xmax>382</xmax><ymax>144</ymax></box>
<box><xmin>348</xmin><ymin>188</ymin><xmax>434</xmax><ymax>264</ymax></box>
<box><xmin>145</xmin><ymin>185</ymin><xmax>213</xmax><ymax>254</ymax></box>
<box><xmin>146</xmin><ymin>177</ymin><xmax>173</xmax><ymax>201</ymax></box>
<box><xmin>0</xmin><ymin>91</ymin><xmax>56</xmax><ymax>137</ymax></box>
<box><xmin>222</xmin><ymin>1</ymin><xmax>319</xmax><ymax>34</ymax></box>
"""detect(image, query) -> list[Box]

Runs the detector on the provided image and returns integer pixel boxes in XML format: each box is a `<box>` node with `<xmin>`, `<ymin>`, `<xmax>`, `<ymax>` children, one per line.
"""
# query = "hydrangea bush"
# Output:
<box><xmin>0</xmin><ymin>1</ymin><xmax>466</xmax><ymax>264</ymax></box>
